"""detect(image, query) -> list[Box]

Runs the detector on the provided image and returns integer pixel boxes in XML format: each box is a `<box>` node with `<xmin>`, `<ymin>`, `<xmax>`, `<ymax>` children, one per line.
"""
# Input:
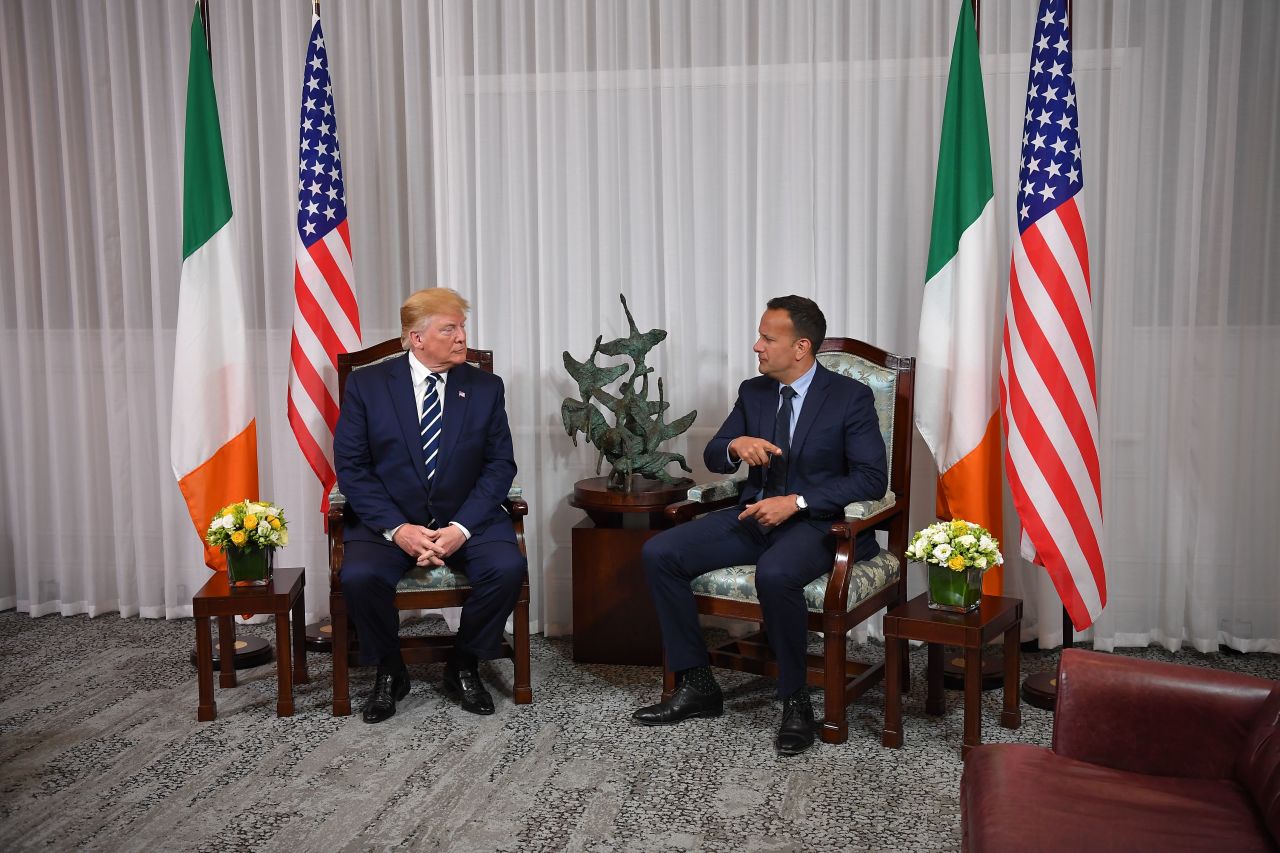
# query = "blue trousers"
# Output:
<box><xmin>340</xmin><ymin>520</ymin><xmax>526</xmax><ymax>667</ymax></box>
<box><xmin>643</xmin><ymin>507</ymin><xmax>875</xmax><ymax>697</ymax></box>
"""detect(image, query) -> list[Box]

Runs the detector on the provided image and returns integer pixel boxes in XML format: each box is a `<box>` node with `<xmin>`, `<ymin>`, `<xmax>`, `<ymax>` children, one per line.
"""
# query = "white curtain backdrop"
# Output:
<box><xmin>1</xmin><ymin>1</ymin><xmax>1276</xmax><ymax>653</ymax></box>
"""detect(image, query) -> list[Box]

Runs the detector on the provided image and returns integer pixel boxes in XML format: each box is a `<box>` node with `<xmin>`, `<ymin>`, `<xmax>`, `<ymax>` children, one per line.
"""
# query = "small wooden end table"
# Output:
<box><xmin>882</xmin><ymin>593</ymin><xmax>1022</xmax><ymax>758</ymax></box>
<box><xmin>193</xmin><ymin>566</ymin><xmax>309</xmax><ymax>721</ymax></box>
<box><xmin>569</xmin><ymin>476</ymin><xmax>686</xmax><ymax>665</ymax></box>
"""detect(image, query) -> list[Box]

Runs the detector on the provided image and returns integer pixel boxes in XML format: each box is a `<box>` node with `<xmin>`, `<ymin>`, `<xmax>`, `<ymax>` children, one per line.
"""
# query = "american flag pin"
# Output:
<box><xmin>458</xmin><ymin>390</ymin><xmax>466</xmax><ymax>398</ymax></box>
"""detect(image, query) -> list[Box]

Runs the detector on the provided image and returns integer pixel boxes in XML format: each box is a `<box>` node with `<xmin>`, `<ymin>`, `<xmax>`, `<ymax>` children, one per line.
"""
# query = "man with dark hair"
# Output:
<box><xmin>633</xmin><ymin>295</ymin><xmax>887</xmax><ymax>755</ymax></box>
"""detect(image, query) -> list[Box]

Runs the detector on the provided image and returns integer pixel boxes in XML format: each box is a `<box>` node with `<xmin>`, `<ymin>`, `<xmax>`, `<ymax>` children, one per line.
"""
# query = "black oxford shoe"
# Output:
<box><xmin>444</xmin><ymin>664</ymin><xmax>495</xmax><ymax>715</ymax></box>
<box><xmin>632</xmin><ymin>681</ymin><xmax>724</xmax><ymax>726</ymax></box>
<box><xmin>775</xmin><ymin>690</ymin><xmax>815</xmax><ymax>756</ymax></box>
<box><xmin>362</xmin><ymin>669</ymin><xmax>410</xmax><ymax>724</ymax></box>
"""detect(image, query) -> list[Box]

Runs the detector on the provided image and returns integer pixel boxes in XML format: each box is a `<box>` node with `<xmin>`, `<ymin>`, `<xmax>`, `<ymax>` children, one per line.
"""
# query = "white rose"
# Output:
<box><xmin>221</xmin><ymin>515</ymin><xmax>235</xmax><ymax>529</ymax></box>
<box><xmin>979</xmin><ymin>536</ymin><xmax>993</xmax><ymax>551</ymax></box>
<box><xmin>931</xmin><ymin>531</ymin><xmax>948</xmax><ymax>545</ymax></box>
<box><xmin>932</xmin><ymin>543</ymin><xmax>952</xmax><ymax>561</ymax></box>
<box><xmin>957</xmin><ymin>534</ymin><xmax>976</xmax><ymax>547</ymax></box>
<box><xmin>257</xmin><ymin>521</ymin><xmax>271</xmax><ymax>536</ymax></box>
<box><xmin>976</xmin><ymin>556</ymin><xmax>987</xmax><ymax>569</ymax></box>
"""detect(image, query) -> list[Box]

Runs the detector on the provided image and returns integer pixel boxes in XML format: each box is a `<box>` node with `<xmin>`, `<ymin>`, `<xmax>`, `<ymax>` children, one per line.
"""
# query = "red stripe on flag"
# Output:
<box><xmin>289</xmin><ymin>331</ymin><xmax>341</xmax><ymax>431</ymax></box>
<box><xmin>1022</xmin><ymin>221</ymin><xmax>1098</xmax><ymax>405</ymax></box>
<box><xmin>1056</xmin><ymin>199</ymin><xmax>1092</xmax><ymax>296</ymax></box>
<box><xmin>287</xmin><ymin>393</ymin><xmax>336</xmax><ymax>490</ymax></box>
<box><xmin>1002</xmin><ymin>310</ymin><xmax>1105</xmax><ymax>580</ymax></box>
<box><xmin>294</xmin><ymin>264</ymin><xmax>344</xmax><ymax>371</ymax></box>
<box><xmin>1008</xmin><ymin>250</ymin><xmax>1103</xmax><ymax>499</ymax></box>
<box><xmin>330</xmin><ymin>221</ymin><xmax>361</xmax><ymax>336</ymax></box>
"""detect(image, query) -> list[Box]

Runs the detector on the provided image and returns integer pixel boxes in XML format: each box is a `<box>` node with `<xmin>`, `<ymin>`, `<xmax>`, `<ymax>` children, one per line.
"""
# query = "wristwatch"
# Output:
<box><xmin>795</xmin><ymin>495</ymin><xmax>808</xmax><ymax>511</ymax></box>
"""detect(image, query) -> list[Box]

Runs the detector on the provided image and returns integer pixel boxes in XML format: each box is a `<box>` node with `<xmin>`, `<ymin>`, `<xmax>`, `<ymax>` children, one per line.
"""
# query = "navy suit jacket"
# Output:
<box><xmin>704</xmin><ymin>362</ymin><xmax>888</xmax><ymax>557</ymax></box>
<box><xmin>333</xmin><ymin>354</ymin><xmax>517</xmax><ymax>545</ymax></box>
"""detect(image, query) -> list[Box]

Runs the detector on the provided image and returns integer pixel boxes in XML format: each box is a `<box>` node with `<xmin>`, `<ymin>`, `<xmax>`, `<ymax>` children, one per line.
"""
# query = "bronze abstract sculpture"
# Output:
<box><xmin>562</xmin><ymin>295</ymin><xmax>696</xmax><ymax>491</ymax></box>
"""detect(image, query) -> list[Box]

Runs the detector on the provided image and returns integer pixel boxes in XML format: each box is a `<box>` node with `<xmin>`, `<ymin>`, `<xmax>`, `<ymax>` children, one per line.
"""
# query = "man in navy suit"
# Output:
<box><xmin>334</xmin><ymin>288</ymin><xmax>525</xmax><ymax>724</ymax></box>
<box><xmin>633</xmin><ymin>296</ymin><xmax>887</xmax><ymax>755</ymax></box>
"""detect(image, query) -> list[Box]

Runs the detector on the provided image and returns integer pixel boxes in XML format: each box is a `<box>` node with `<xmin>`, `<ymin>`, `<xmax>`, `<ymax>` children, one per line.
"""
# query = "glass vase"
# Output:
<box><xmin>926</xmin><ymin>562</ymin><xmax>983</xmax><ymax>613</ymax></box>
<box><xmin>226</xmin><ymin>546</ymin><xmax>273</xmax><ymax>586</ymax></box>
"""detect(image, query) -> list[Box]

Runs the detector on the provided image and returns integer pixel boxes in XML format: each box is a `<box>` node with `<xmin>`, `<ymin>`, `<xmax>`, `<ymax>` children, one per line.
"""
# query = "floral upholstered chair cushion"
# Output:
<box><xmin>690</xmin><ymin>550</ymin><xmax>900</xmax><ymax>613</ymax></box>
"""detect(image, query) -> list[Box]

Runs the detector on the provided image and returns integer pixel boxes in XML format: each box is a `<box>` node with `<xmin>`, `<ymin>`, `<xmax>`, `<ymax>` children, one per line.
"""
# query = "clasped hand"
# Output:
<box><xmin>393</xmin><ymin>524</ymin><xmax>466</xmax><ymax>567</ymax></box>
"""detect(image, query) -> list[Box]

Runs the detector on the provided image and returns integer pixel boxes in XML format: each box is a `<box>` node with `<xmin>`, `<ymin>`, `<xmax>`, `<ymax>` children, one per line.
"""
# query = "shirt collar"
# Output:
<box><xmin>408</xmin><ymin>351</ymin><xmax>449</xmax><ymax>388</ymax></box>
<box><xmin>783</xmin><ymin>360</ymin><xmax>818</xmax><ymax>400</ymax></box>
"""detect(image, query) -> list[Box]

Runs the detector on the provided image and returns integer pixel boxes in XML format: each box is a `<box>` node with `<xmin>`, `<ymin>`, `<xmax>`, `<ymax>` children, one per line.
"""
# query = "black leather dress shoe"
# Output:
<box><xmin>775</xmin><ymin>691</ymin><xmax>815</xmax><ymax>756</ymax></box>
<box><xmin>444</xmin><ymin>664</ymin><xmax>495</xmax><ymax>715</ymax></box>
<box><xmin>632</xmin><ymin>681</ymin><xmax>724</xmax><ymax>726</ymax></box>
<box><xmin>362</xmin><ymin>669</ymin><xmax>410</xmax><ymax>724</ymax></box>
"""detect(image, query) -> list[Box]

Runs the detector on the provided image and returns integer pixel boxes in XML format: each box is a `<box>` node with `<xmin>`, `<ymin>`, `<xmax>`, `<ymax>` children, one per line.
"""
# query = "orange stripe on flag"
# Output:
<box><xmin>936</xmin><ymin>412</ymin><xmax>1004</xmax><ymax>594</ymax></box>
<box><xmin>177</xmin><ymin>421</ymin><xmax>260</xmax><ymax>572</ymax></box>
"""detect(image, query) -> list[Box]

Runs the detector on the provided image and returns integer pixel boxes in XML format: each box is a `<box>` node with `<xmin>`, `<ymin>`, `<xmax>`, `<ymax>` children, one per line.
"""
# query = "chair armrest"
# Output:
<box><xmin>505</xmin><ymin>485</ymin><xmax>528</xmax><ymax>518</ymax></box>
<box><xmin>664</xmin><ymin>477</ymin><xmax>744</xmax><ymax>523</ymax></box>
<box><xmin>1052</xmin><ymin>648</ymin><xmax>1276</xmax><ymax>779</ymax></box>
<box><xmin>844</xmin><ymin>489</ymin><xmax>895</xmax><ymax>520</ymax></box>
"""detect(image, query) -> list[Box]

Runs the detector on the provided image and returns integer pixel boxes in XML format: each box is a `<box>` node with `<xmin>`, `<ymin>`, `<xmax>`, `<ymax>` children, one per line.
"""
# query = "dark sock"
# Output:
<box><xmin>679</xmin><ymin>665</ymin><xmax>719</xmax><ymax>695</ymax></box>
<box><xmin>377</xmin><ymin>652</ymin><xmax>406</xmax><ymax>678</ymax></box>
<box><xmin>450</xmin><ymin>648</ymin><xmax>478</xmax><ymax>671</ymax></box>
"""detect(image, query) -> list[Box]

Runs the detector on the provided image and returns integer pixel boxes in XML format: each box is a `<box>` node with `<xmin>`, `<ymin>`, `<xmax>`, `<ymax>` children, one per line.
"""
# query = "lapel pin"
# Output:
<box><xmin>458</xmin><ymin>390</ymin><xmax>466</xmax><ymax>398</ymax></box>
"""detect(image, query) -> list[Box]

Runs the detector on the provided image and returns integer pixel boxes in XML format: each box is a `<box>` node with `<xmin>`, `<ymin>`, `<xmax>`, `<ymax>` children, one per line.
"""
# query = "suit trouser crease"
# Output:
<box><xmin>341</xmin><ymin>524</ymin><xmax>525</xmax><ymax>667</ymax></box>
<box><xmin>642</xmin><ymin>507</ymin><xmax>841</xmax><ymax>697</ymax></box>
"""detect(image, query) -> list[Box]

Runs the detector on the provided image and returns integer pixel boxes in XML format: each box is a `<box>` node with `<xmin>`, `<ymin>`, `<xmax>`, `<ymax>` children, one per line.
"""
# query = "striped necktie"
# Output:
<box><xmin>420</xmin><ymin>372</ymin><xmax>443</xmax><ymax>486</ymax></box>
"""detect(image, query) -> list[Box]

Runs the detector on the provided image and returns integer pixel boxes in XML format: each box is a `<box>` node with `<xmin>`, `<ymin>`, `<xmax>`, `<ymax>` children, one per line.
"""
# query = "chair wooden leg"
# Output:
<box><xmin>331</xmin><ymin>599</ymin><xmax>351</xmax><ymax>716</ymax></box>
<box><xmin>512</xmin><ymin>583</ymin><xmax>532</xmax><ymax>704</ymax></box>
<box><xmin>661</xmin><ymin>653</ymin><xmax>676</xmax><ymax>700</ymax></box>
<box><xmin>819</xmin><ymin>627</ymin><xmax>848</xmax><ymax>744</ymax></box>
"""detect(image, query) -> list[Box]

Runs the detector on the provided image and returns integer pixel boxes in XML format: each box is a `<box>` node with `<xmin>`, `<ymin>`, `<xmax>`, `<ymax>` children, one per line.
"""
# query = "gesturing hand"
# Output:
<box><xmin>728</xmin><ymin>436</ymin><xmax>782</xmax><ymax>467</ymax></box>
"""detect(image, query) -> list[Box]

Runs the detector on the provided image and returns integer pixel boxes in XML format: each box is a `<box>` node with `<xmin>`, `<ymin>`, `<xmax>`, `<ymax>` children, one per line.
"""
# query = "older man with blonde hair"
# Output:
<box><xmin>334</xmin><ymin>287</ymin><xmax>525</xmax><ymax>723</ymax></box>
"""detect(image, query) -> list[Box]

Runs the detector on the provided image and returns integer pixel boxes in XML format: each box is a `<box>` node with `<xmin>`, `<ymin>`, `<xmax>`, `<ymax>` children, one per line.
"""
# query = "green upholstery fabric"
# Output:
<box><xmin>690</xmin><ymin>550</ymin><xmax>900</xmax><ymax>612</ymax></box>
<box><xmin>396</xmin><ymin>564</ymin><xmax>471</xmax><ymax>592</ymax></box>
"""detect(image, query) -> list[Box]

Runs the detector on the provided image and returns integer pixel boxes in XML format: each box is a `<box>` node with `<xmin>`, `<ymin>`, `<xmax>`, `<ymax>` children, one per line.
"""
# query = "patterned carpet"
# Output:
<box><xmin>1</xmin><ymin>611</ymin><xmax>1277</xmax><ymax>852</ymax></box>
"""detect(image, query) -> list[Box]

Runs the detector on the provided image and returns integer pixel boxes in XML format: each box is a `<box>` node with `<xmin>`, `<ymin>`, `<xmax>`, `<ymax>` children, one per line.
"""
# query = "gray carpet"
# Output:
<box><xmin>1</xmin><ymin>612</ymin><xmax>1277</xmax><ymax>852</ymax></box>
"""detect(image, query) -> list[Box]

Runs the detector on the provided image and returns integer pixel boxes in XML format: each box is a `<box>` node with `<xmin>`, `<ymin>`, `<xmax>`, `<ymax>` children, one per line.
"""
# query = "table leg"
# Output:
<box><xmin>292</xmin><ymin>593</ymin><xmax>309</xmax><ymax>684</ymax></box>
<box><xmin>925</xmin><ymin>643</ymin><xmax>945</xmax><ymax>715</ymax></box>
<box><xmin>882</xmin><ymin>635</ymin><xmax>903</xmax><ymax>748</ymax></box>
<box><xmin>962</xmin><ymin>644</ymin><xmax>982</xmax><ymax>759</ymax></box>
<box><xmin>275</xmin><ymin>613</ymin><xmax>294</xmax><ymax>717</ymax></box>
<box><xmin>196</xmin><ymin>616</ymin><xmax>216</xmax><ymax>721</ymax></box>
<box><xmin>217</xmin><ymin>616</ymin><xmax>237</xmax><ymax>688</ymax></box>
<box><xmin>1002</xmin><ymin>623</ymin><xmax>1021</xmax><ymax>728</ymax></box>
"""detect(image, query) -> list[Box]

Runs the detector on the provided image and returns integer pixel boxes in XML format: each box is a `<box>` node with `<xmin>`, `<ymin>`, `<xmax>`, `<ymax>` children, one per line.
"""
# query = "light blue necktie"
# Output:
<box><xmin>420</xmin><ymin>373</ymin><xmax>443</xmax><ymax>486</ymax></box>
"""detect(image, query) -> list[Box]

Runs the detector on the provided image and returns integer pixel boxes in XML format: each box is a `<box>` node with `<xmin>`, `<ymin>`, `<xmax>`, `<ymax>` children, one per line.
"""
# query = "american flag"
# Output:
<box><xmin>287</xmin><ymin>14</ymin><xmax>361</xmax><ymax>513</ymax></box>
<box><xmin>1000</xmin><ymin>0</ymin><xmax>1106</xmax><ymax>631</ymax></box>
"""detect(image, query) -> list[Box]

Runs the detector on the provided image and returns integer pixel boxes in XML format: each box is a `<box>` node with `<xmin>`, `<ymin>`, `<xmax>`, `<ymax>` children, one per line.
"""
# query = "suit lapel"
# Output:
<box><xmin>387</xmin><ymin>355</ymin><xmax>431</xmax><ymax>492</ymax></box>
<box><xmin>436</xmin><ymin>362</ymin><xmax>472</xmax><ymax>480</ymax></box>
<box><xmin>789</xmin><ymin>363</ymin><xmax>831</xmax><ymax>460</ymax></box>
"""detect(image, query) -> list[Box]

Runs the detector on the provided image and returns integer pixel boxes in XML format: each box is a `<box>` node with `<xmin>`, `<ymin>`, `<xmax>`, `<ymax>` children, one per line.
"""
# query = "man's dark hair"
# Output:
<box><xmin>767</xmin><ymin>295</ymin><xmax>827</xmax><ymax>350</ymax></box>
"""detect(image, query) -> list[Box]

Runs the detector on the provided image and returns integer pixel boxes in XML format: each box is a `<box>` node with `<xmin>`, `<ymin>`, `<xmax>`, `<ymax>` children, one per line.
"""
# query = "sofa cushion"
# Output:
<box><xmin>962</xmin><ymin>744</ymin><xmax>1274</xmax><ymax>853</ymax></box>
<box><xmin>1236</xmin><ymin>687</ymin><xmax>1280</xmax><ymax>844</ymax></box>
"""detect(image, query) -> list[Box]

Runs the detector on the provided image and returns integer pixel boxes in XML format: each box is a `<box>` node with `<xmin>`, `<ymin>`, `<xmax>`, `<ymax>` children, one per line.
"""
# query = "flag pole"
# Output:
<box><xmin>199</xmin><ymin>0</ymin><xmax>211</xmax><ymax>59</ymax></box>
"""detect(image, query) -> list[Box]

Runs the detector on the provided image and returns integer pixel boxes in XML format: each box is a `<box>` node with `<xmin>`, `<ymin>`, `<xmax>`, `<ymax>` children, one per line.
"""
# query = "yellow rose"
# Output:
<box><xmin>269</xmin><ymin>517</ymin><xmax>281</xmax><ymax>530</ymax></box>
<box><xmin>949</xmin><ymin>555</ymin><xmax>966</xmax><ymax>570</ymax></box>
<box><xmin>950</xmin><ymin>520</ymin><xmax>967</xmax><ymax>535</ymax></box>
<box><xmin>243</xmin><ymin>514</ymin><xmax>258</xmax><ymax>528</ymax></box>
<box><xmin>230</xmin><ymin>530</ymin><xmax>247</xmax><ymax>546</ymax></box>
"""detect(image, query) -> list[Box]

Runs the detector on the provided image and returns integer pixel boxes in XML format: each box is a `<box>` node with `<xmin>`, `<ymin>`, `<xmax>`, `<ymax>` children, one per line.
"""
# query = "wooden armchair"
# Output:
<box><xmin>327</xmin><ymin>337</ymin><xmax>532</xmax><ymax>716</ymax></box>
<box><xmin>660</xmin><ymin>337</ymin><xmax>914</xmax><ymax>744</ymax></box>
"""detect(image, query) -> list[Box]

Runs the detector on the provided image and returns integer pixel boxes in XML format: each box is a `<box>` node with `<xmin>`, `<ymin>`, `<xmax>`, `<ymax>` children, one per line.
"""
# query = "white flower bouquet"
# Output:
<box><xmin>907</xmin><ymin>519</ymin><xmax>1003</xmax><ymax>611</ymax></box>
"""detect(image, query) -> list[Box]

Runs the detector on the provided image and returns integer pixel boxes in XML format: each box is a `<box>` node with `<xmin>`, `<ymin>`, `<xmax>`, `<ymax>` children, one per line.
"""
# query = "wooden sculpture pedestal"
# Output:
<box><xmin>570</xmin><ymin>476</ymin><xmax>687</xmax><ymax>666</ymax></box>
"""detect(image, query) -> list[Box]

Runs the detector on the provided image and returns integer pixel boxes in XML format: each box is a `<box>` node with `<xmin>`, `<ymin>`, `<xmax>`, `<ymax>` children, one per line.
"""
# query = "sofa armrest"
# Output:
<box><xmin>1053</xmin><ymin>648</ymin><xmax>1276</xmax><ymax>779</ymax></box>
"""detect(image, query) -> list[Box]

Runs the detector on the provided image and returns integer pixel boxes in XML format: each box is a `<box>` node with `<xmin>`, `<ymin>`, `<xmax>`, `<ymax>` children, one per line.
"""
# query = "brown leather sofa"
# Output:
<box><xmin>961</xmin><ymin>648</ymin><xmax>1280</xmax><ymax>852</ymax></box>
